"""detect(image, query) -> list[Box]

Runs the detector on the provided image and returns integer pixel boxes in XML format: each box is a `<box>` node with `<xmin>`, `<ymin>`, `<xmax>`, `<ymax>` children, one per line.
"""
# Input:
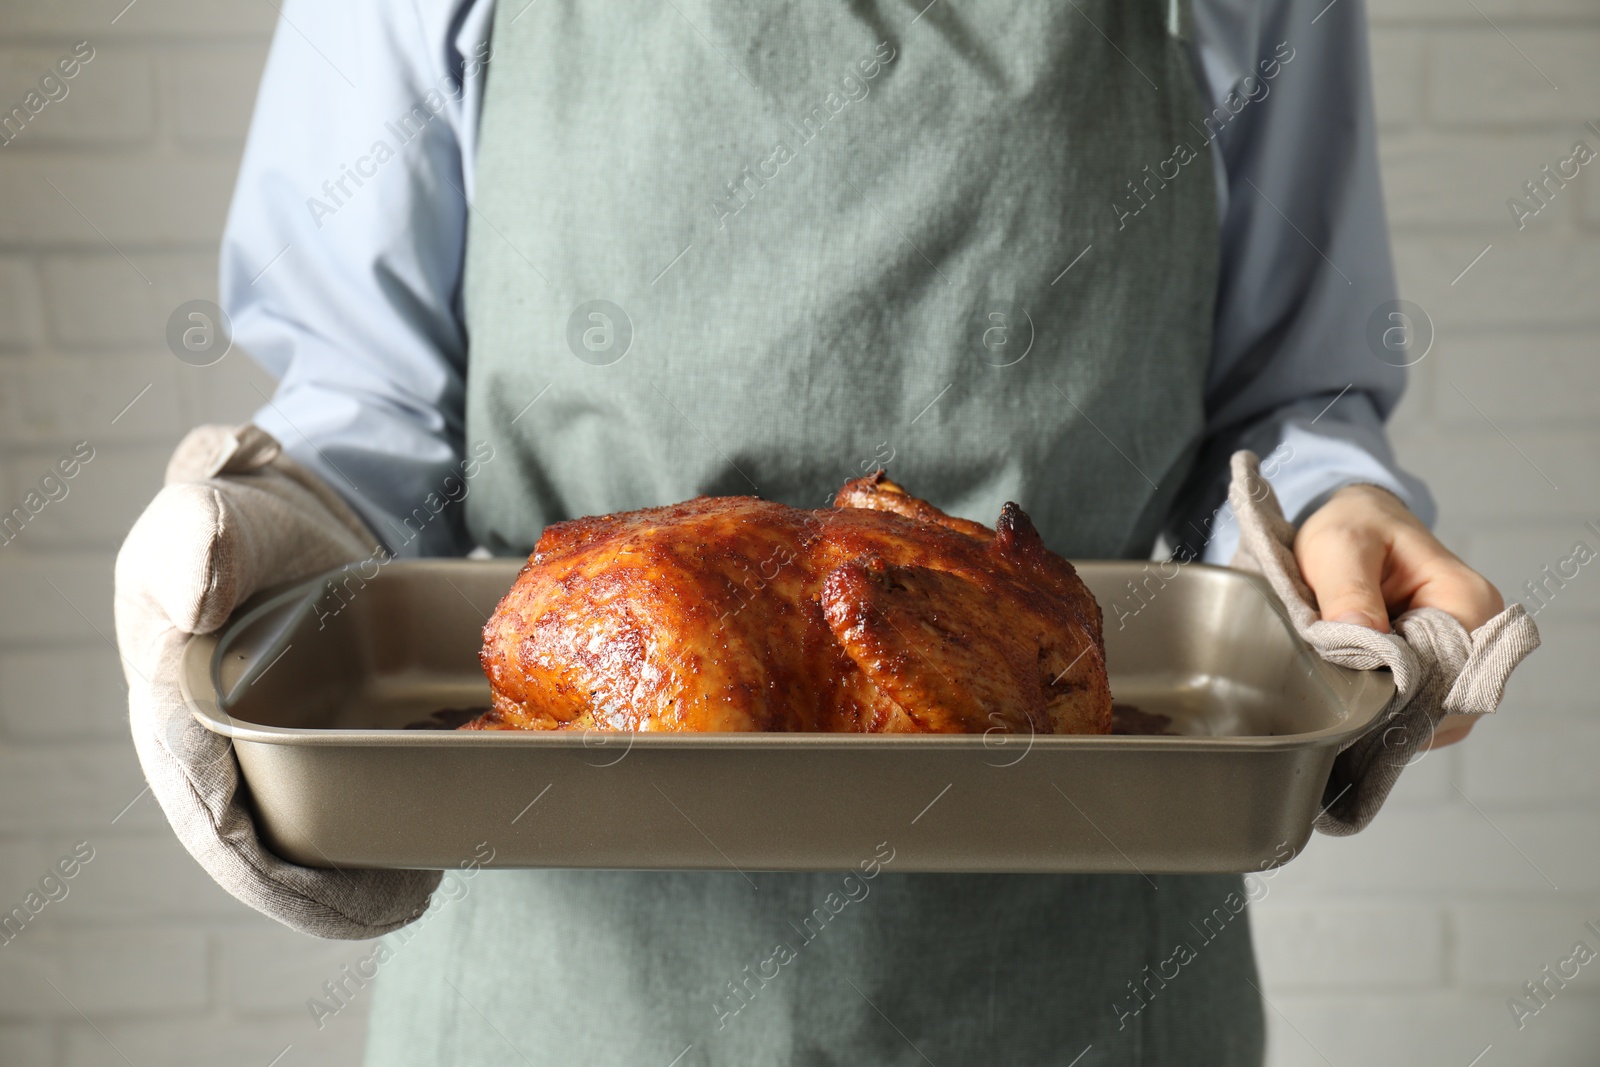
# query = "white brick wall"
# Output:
<box><xmin>0</xmin><ymin>6</ymin><xmax>332</xmax><ymax>1065</ymax></box>
<box><xmin>1247</xmin><ymin>1</ymin><xmax>1600</xmax><ymax>1063</ymax></box>
<box><xmin>0</xmin><ymin>1</ymin><xmax>1593</xmax><ymax>1065</ymax></box>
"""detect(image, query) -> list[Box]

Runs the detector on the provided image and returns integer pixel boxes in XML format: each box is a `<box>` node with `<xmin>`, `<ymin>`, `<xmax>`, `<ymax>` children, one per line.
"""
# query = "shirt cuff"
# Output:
<box><xmin>1194</xmin><ymin>392</ymin><xmax>1436</xmax><ymax>566</ymax></box>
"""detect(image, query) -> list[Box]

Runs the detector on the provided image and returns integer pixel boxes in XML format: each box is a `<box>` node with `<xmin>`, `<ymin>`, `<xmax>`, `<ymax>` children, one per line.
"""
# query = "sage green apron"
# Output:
<box><xmin>366</xmin><ymin>0</ymin><xmax>1264</xmax><ymax>1062</ymax></box>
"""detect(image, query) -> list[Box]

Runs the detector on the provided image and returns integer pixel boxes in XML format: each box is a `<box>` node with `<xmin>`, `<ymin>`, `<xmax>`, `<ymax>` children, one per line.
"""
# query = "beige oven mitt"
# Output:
<box><xmin>1225</xmin><ymin>450</ymin><xmax>1540</xmax><ymax>835</ymax></box>
<box><xmin>115</xmin><ymin>424</ymin><xmax>440</xmax><ymax>938</ymax></box>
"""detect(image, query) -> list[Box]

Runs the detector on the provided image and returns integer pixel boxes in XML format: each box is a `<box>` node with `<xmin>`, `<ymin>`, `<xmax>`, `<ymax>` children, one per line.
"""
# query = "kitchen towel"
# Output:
<box><xmin>1227</xmin><ymin>449</ymin><xmax>1541</xmax><ymax>835</ymax></box>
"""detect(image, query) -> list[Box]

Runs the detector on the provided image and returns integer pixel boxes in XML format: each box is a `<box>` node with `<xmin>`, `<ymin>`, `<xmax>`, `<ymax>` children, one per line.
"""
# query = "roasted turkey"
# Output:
<box><xmin>468</xmin><ymin>473</ymin><xmax>1111</xmax><ymax>734</ymax></box>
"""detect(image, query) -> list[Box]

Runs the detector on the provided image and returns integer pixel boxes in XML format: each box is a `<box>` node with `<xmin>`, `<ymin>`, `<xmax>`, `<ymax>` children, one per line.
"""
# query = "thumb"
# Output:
<box><xmin>118</xmin><ymin>481</ymin><xmax>251</xmax><ymax>636</ymax></box>
<box><xmin>117</xmin><ymin>474</ymin><xmax>376</xmax><ymax>638</ymax></box>
<box><xmin>1295</xmin><ymin>527</ymin><xmax>1392</xmax><ymax>633</ymax></box>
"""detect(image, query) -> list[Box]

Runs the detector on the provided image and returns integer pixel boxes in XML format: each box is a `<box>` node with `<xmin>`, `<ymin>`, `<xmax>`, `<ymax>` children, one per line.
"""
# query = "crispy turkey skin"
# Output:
<box><xmin>469</xmin><ymin>473</ymin><xmax>1111</xmax><ymax>734</ymax></box>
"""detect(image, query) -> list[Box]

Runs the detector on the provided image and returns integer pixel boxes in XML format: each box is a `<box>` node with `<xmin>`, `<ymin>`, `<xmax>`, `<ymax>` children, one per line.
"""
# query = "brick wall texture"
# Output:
<box><xmin>0</xmin><ymin>1</ymin><xmax>1595</xmax><ymax>1064</ymax></box>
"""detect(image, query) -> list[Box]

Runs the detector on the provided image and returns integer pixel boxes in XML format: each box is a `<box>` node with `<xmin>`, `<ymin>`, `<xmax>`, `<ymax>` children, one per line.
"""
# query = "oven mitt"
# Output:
<box><xmin>1226</xmin><ymin>450</ymin><xmax>1540</xmax><ymax>836</ymax></box>
<box><xmin>114</xmin><ymin>424</ymin><xmax>441</xmax><ymax>938</ymax></box>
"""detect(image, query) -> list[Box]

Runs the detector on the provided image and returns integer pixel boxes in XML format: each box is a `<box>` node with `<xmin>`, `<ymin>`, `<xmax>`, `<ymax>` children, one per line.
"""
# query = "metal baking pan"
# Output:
<box><xmin>181</xmin><ymin>559</ymin><xmax>1392</xmax><ymax>875</ymax></box>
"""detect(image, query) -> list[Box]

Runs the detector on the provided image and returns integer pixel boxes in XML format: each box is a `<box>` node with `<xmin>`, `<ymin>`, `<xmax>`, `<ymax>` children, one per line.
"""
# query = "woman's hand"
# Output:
<box><xmin>1293</xmin><ymin>483</ymin><xmax>1504</xmax><ymax>749</ymax></box>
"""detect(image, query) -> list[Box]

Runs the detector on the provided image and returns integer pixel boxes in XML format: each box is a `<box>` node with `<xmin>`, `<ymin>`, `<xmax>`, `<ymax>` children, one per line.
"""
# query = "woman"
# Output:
<box><xmin>116</xmin><ymin>0</ymin><xmax>1502</xmax><ymax>1062</ymax></box>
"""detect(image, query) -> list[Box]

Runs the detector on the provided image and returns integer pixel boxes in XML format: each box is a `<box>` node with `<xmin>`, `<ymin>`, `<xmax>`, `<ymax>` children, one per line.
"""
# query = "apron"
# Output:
<box><xmin>366</xmin><ymin>0</ymin><xmax>1264</xmax><ymax>1062</ymax></box>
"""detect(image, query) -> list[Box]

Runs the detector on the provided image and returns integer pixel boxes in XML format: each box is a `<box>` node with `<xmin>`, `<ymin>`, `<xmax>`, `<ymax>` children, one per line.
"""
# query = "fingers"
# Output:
<box><xmin>1393</xmin><ymin>534</ymin><xmax>1505</xmax><ymax>632</ymax></box>
<box><xmin>1295</xmin><ymin>521</ymin><xmax>1393</xmax><ymax>633</ymax></box>
<box><xmin>1296</xmin><ymin>484</ymin><xmax>1507</xmax><ymax>635</ymax></box>
<box><xmin>1423</xmin><ymin>712</ymin><xmax>1478</xmax><ymax>750</ymax></box>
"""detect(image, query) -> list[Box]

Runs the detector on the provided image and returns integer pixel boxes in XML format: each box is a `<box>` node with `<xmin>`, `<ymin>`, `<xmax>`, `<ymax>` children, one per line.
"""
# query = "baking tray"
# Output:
<box><xmin>181</xmin><ymin>559</ymin><xmax>1392</xmax><ymax>875</ymax></box>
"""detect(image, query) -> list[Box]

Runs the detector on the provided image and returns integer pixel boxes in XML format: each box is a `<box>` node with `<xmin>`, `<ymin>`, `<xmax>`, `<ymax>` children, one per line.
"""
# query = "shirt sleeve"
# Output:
<box><xmin>227</xmin><ymin>0</ymin><xmax>1426</xmax><ymax>566</ymax></box>
<box><xmin>220</xmin><ymin>0</ymin><xmax>493</xmax><ymax>558</ymax></box>
<box><xmin>1169</xmin><ymin>0</ymin><xmax>1437</xmax><ymax>566</ymax></box>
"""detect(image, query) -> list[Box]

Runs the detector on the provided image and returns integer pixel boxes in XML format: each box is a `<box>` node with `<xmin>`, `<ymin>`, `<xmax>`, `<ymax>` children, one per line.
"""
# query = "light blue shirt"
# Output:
<box><xmin>221</xmin><ymin>0</ymin><xmax>1433</xmax><ymax>563</ymax></box>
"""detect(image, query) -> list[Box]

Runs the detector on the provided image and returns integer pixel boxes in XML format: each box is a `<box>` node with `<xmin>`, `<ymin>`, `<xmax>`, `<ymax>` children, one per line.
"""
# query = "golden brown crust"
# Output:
<box><xmin>831</xmin><ymin>470</ymin><xmax>995</xmax><ymax>542</ymax></box>
<box><xmin>471</xmin><ymin>480</ymin><xmax>1110</xmax><ymax>735</ymax></box>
